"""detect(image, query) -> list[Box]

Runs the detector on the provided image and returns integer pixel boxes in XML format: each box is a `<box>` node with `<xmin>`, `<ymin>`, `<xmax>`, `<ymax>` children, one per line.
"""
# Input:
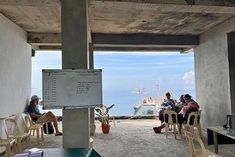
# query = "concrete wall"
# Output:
<box><xmin>194</xmin><ymin>17</ymin><xmax>235</xmax><ymax>128</ymax></box>
<box><xmin>0</xmin><ymin>13</ymin><xmax>31</xmax><ymax>118</ymax></box>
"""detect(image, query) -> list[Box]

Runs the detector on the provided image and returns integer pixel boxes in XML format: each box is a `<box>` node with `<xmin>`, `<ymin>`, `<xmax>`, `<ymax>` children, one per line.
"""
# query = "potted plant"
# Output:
<box><xmin>95</xmin><ymin>104</ymin><xmax>115</xmax><ymax>134</ymax></box>
<box><xmin>100</xmin><ymin>115</ymin><xmax>110</xmax><ymax>134</ymax></box>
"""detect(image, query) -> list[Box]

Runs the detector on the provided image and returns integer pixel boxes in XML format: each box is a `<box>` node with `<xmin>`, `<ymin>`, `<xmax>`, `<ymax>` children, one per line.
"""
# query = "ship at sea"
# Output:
<box><xmin>133</xmin><ymin>96</ymin><xmax>164</xmax><ymax>116</ymax></box>
<box><xmin>132</xmin><ymin>84</ymin><xmax>164</xmax><ymax>116</ymax></box>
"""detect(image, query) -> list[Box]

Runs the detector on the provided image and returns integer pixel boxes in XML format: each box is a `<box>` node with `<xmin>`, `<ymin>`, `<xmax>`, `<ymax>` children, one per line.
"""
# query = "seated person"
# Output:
<box><xmin>178</xmin><ymin>94</ymin><xmax>200</xmax><ymax>124</ymax></box>
<box><xmin>153</xmin><ymin>93</ymin><xmax>198</xmax><ymax>133</ymax></box>
<box><xmin>153</xmin><ymin>92</ymin><xmax>176</xmax><ymax>133</ymax></box>
<box><xmin>172</xmin><ymin>94</ymin><xmax>187</xmax><ymax>113</ymax></box>
<box><xmin>27</xmin><ymin>95</ymin><xmax>63</xmax><ymax>136</ymax></box>
<box><xmin>158</xmin><ymin>92</ymin><xmax>176</xmax><ymax>121</ymax></box>
<box><xmin>160</xmin><ymin>93</ymin><xmax>176</xmax><ymax>108</ymax></box>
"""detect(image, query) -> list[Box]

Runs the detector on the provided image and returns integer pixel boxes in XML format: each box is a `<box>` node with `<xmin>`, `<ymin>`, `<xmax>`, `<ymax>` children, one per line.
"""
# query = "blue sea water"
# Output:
<box><xmin>35</xmin><ymin>89</ymin><xmax>195</xmax><ymax>117</ymax></box>
<box><xmin>103</xmin><ymin>89</ymin><xmax>195</xmax><ymax>116</ymax></box>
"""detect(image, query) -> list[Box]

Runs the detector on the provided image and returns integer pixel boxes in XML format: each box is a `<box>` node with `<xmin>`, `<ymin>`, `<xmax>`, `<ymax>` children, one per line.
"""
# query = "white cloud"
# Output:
<box><xmin>182</xmin><ymin>71</ymin><xmax>195</xmax><ymax>85</ymax></box>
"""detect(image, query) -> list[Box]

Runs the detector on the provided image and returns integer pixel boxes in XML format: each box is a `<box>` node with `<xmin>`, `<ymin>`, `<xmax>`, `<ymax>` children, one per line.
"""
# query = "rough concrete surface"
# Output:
<box><xmin>13</xmin><ymin>120</ymin><xmax>235</xmax><ymax>157</ymax></box>
<box><xmin>0</xmin><ymin>0</ymin><xmax>235</xmax><ymax>35</ymax></box>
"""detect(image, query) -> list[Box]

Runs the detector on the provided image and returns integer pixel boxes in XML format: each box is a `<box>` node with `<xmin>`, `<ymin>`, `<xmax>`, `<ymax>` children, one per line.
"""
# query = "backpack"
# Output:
<box><xmin>43</xmin><ymin>122</ymin><xmax>54</xmax><ymax>134</ymax></box>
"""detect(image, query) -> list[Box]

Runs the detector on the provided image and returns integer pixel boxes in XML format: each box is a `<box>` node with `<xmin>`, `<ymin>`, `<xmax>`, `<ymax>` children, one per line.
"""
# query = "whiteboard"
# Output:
<box><xmin>42</xmin><ymin>69</ymin><xmax>102</xmax><ymax>109</ymax></box>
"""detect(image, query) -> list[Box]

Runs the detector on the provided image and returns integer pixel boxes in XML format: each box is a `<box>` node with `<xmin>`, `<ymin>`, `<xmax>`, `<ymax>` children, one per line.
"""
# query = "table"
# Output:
<box><xmin>207</xmin><ymin>126</ymin><xmax>235</xmax><ymax>154</ymax></box>
<box><xmin>29</xmin><ymin>148</ymin><xmax>101</xmax><ymax>157</ymax></box>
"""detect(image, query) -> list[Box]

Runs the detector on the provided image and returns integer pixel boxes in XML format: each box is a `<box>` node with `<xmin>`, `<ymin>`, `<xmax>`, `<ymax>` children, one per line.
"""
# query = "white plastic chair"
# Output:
<box><xmin>0</xmin><ymin>137</ymin><xmax>17</xmax><ymax>157</ymax></box>
<box><xmin>182</xmin><ymin>111</ymin><xmax>203</xmax><ymax>140</ymax></box>
<box><xmin>184</xmin><ymin>130</ymin><xmax>221</xmax><ymax>157</ymax></box>
<box><xmin>22</xmin><ymin>113</ymin><xmax>44</xmax><ymax>145</ymax></box>
<box><xmin>3</xmin><ymin>116</ymin><xmax>31</xmax><ymax>152</ymax></box>
<box><xmin>163</xmin><ymin>110</ymin><xmax>180</xmax><ymax>139</ymax></box>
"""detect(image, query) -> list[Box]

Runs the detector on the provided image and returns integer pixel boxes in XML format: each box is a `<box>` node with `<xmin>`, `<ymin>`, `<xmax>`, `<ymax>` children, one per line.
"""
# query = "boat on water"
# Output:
<box><xmin>134</xmin><ymin>96</ymin><xmax>164</xmax><ymax>116</ymax></box>
<box><xmin>132</xmin><ymin>83</ymin><xmax>166</xmax><ymax>116</ymax></box>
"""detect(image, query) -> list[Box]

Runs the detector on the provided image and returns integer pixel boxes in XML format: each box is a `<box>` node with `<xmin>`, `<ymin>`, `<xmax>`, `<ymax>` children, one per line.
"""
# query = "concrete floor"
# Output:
<box><xmin>13</xmin><ymin>120</ymin><xmax>235</xmax><ymax>157</ymax></box>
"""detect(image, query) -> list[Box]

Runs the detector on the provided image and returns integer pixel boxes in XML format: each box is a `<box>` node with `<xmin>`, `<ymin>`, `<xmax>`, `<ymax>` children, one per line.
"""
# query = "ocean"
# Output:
<box><xmin>36</xmin><ymin>89</ymin><xmax>195</xmax><ymax>117</ymax></box>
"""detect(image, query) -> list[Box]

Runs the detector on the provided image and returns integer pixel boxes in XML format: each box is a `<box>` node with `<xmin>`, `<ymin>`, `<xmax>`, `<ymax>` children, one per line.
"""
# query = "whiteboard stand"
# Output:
<box><xmin>42</xmin><ymin>69</ymin><xmax>102</xmax><ymax>109</ymax></box>
<box><xmin>42</xmin><ymin>69</ymin><xmax>102</xmax><ymax>148</ymax></box>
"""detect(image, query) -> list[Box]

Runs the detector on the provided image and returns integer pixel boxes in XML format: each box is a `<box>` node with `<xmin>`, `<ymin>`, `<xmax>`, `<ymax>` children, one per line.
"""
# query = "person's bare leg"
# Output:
<box><xmin>45</xmin><ymin>111</ymin><xmax>61</xmax><ymax>133</ymax></box>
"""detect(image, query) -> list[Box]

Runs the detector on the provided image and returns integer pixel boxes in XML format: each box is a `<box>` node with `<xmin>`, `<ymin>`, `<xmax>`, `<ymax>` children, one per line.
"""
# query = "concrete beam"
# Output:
<box><xmin>35</xmin><ymin>45</ymin><xmax>192</xmax><ymax>52</ymax></box>
<box><xmin>93</xmin><ymin>0</ymin><xmax>235</xmax><ymax>6</ymax></box>
<box><xmin>0</xmin><ymin>0</ymin><xmax>60</xmax><ymax>6</ymax></box>
<box><xmin>34</xmin><ymin>45</ymin><xmax>184</xmax><ymax>51</ymax></box>
<box><xmin>37</xmin><ymin>46</ymin><xmax>61</xmax><ymax>50</ymax></box>
<box><xmin>34</xmin><ymin>45</ymin><xmax>193</xmax><ymax>52</ymax></box>
<box><xmin>194</xmin><ymin>0</ymin><xmax>235</xmax><ymax>6</ymax></box>
<box><xmin>92</xmin><ymin>33</ymin><xmax>199</xmax><ymax>46</ymax></box>
<box><xmin>94</xmin><ymin>46</ymin><xmax>184</xmax><ymax>52</ymax></box>
<box><xmin>28</xmin><ymin>33</ymin><xmax>199</xmax><ymax>47</ymax></box>
<box><xmin>28</xmin><ymin>33</ymin><xmax>61</xmax><ymax>46</ymax></box>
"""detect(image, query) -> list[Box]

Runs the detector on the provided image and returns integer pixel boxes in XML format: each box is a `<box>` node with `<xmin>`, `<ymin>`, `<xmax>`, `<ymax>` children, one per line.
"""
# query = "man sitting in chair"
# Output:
<box><xmin>27</xmin><ymin>95</ymin><xmax>63</xmax><ymax>136</ymax></box>
<box><xmin>153</xmin><ymin>92</ymin><xmax>176</xmax><ymax>133</ymax></box>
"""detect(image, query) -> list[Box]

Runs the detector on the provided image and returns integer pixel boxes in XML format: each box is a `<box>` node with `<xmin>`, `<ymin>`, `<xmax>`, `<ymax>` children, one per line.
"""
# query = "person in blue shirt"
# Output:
<box><xmin>153</xmin><ymin>92</ymin><xmax>176</xmax><ymax>133</ymax></box>
<box><xmin>160</xmin><ymin>92</ymin><xmax>176</xmax><ymax>109</ymax></box>
<box><xmin>27</xmin><ymin>95</ymin><xmax>62</xmax><ymax>136</ymax></box>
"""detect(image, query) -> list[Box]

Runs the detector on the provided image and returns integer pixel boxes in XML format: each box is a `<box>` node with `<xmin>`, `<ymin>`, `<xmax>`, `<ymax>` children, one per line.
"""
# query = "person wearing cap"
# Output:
<box><xmin>27</xmin><ymin>95</ymin><xmax>63</xmax><ymax>136</ymax></box>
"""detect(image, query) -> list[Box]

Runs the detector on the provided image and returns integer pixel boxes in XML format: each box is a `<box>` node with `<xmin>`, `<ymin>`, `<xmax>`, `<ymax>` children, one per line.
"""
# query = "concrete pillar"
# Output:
<box><xmin>89</xmin><ymin>43</ymin><xmax>95</xmax><ymax>136</ymax></box>
<box><xmin>228</xmin><ymin>31</ymin><xmax>235</xmax><ymax>114</ymax></box>
<box><xmin>61</xmin><ymin>0</ymin><xmax>90</xmax><ymax>148</ymax></box>
<box><xmin>89</xmin><ymin>43</ymin><xmax>94</xmax><ymax>70</ymax></box>
<box><xmin>194</xmin><ymin>17</ymin><xmax>235</xmax><ymax>128</ymax></box>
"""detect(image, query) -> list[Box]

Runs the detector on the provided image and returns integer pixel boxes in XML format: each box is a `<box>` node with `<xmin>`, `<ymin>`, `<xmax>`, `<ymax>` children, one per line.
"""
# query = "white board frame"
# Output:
<box><xmin>42</xmin><ymin>69</ymin><xmax>102</xmax><ymax>109</ymax></box>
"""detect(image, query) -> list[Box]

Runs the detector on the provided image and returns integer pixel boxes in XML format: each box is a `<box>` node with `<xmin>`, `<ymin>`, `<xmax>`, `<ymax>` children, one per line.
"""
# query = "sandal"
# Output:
<box><xmin>55</xmin><ymin>132</ymin><xmax>63</xmax><ymax>136</ymax></box>
<box><xmin>153</xmin><ymin>127</ymin><xmax>161</xmax><ymax>133</ymax></box>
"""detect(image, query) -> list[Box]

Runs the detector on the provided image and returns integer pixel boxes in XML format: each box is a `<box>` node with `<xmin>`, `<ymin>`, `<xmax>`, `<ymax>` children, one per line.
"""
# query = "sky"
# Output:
<box><xmin>32</xmin><ymin>51</ymin><xmax>195</xmax><ymax>116</ymax></box>
<box><xmin>94</xmin><ymin>51</ymin><xmax>195</xmax><ymax>97</ymax></box>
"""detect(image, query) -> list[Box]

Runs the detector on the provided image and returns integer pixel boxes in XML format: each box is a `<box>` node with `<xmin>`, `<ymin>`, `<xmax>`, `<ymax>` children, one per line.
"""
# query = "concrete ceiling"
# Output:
<box><xmin>0</xmin><ymin>0</ymin><xmax>235</xmax><ymax>50</ymax></box>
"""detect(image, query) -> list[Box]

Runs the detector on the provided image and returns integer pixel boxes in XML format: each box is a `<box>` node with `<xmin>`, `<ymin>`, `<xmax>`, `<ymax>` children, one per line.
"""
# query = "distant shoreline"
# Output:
<box><xmin>95</xmin><ymin>115</ymin><xmax>158</xmax><ymax>120</ymax></box>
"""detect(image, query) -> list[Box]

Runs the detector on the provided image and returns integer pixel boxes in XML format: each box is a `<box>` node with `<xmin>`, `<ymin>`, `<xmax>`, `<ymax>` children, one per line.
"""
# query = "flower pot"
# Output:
<box><xmin>101</xmin><ymin>124</ymin><xmax>110</xmax><ymax>134</ymax></box>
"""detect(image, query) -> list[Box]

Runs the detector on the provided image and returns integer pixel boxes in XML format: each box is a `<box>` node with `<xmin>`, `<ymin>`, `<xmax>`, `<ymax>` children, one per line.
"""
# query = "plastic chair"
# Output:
<box><xmin>0</xmin><ymin>137</ymin><xmax>17</xmax><ymax>157</ymax></box>
<box><xmin>184</xmin><ymin>130</ymin><xmax>222</xmax><ymax>157</ymax></box>
<box><xmin>163</xmin><ymin>110</ymin><xmax>180</xmax><ymax>139</ymax></box>
<box><xmin>22</xmin><ymin>113</ymin><xmax>44</xmax><ymax>145</ymax></box>
<box><xmin>182</xmin><ymin>111</ymin><xmax>203</xmax><ymax>140</ymax></box>
<box><xmin>3</xmin><ymin>116</ymin><xmax>31</xmax><ymax>152</ymax></box>
<box><xmin>26</xmin><ymin>113</ymin><xmax>49</xmax><ymax>134</ymax></box>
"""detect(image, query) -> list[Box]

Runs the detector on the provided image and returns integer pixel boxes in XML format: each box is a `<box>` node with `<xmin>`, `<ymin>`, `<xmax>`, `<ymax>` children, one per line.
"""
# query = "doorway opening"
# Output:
<box><xmin>31</xmin><ymin>50</ymin><xmax>195</xmax><ymax>117</ymax></box>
